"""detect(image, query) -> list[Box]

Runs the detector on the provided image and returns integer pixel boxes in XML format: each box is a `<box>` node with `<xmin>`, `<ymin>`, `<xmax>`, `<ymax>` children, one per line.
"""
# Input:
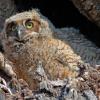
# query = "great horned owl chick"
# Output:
<box><xmin>1</xmin><ymin>9</ymin><xmax>84</xmax><ymax>89</ymax></box>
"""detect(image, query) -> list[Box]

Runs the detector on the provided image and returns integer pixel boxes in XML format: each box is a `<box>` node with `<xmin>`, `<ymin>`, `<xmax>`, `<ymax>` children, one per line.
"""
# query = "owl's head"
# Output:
<box><xmin>2</xmin><ymin>9</ymin><xmax>55</xmax><ymax>43</ymax></box>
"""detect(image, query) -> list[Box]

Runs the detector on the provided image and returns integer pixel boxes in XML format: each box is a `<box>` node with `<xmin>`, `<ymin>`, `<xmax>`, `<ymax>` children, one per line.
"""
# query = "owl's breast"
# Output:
<box><xmin>3</xmin><ymin>40</ymin><xmax>24</xmax><ymax>62</ymax></box>
<box><xmin>4</xmin><ymin>38</ymin><xmax>58</xmax><ymax>69</ymax></box>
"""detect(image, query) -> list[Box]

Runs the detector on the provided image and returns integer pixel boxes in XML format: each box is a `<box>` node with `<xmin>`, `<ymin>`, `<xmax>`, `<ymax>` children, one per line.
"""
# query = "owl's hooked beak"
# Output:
<box><xmin>17</xmin><ymin>30</ymin><xmax>21</xmax><ymax>40</ymax></box>
<box><xmin>16</xmin><ymin>25</ymin><xmax>25</xmax><ymax>41</ymax></box>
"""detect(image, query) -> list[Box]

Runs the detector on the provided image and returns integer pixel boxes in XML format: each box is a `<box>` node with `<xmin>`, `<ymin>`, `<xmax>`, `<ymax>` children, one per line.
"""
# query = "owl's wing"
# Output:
<box><xmin>54</xmin><ymin>28</ymin><xmax>100</xmax><ymax>65</ymax></box>
<box><xmin>50</xmin><ymin>39</ymin><xmax>84</xmax><ymax>78</ymax></box>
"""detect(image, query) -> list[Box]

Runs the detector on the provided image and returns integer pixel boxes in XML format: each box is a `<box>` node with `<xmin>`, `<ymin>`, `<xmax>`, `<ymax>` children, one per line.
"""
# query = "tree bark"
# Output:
<box><xmin>0</xmin><ymin>0</ymin><xmax>16</xmax><ymax>32</ymax></box>
<box><xmin>71</xmin><ymin>0</ymin><xmax>100</xmax><ymax>27</ymax></box>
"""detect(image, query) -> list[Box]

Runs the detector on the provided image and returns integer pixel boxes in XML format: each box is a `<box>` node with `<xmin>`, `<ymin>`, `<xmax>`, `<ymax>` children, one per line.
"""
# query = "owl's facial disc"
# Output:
<box><xmin>6</xmin><ymin>19</ymin><xmax>40</xmax><ymax>43</ymax></box>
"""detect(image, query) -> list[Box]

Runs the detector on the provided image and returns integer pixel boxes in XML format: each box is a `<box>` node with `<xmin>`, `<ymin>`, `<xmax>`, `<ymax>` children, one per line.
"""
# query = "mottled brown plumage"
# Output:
<box><xmin>2</xmin><ymin>10</ymin><xmax>84</xmax><ymax>89</ymax></box>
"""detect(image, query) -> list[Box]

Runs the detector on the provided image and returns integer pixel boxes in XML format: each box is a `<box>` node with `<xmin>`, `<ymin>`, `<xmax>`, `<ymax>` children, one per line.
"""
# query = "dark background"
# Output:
<box><xmin>14</xmin><ymin>0</ymin><xmax>100</xmax><ymax>47</ymax></box>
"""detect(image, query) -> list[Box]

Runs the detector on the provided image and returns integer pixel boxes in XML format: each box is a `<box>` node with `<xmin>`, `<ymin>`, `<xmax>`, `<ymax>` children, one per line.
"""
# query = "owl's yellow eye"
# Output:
<box><xmin>7</xmin><ymin>22</ymin><xmax>17</xmax><ymax>31</ymax></box>
<box><xmin>25</xmin><ymin>20</ymin><xmax>34</xmax><ymax>29</ymax></box>
<box><xmin>11</xmin><ymin>25</ymin><xmax>17</xmax><ymax>31</ymax></box>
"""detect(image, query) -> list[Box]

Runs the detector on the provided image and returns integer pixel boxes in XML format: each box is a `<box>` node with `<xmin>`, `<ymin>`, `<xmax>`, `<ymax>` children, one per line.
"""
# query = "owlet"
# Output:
<box><xmin>1</xmin><ymin>9</ymin><xmax>84</xmax><ymax>89</ymax></box>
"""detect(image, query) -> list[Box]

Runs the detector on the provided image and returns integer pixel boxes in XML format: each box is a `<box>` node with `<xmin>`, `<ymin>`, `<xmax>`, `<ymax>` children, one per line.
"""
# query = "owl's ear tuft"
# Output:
<box><xmin>31</xmin><ymin>8</ymin><xmax>40</xmax><ymax>13</ymax></box>
<box><xmin>31</xmin><ymin>9</ymin><xmax>41</xmax><ymax>18</ymax></box>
